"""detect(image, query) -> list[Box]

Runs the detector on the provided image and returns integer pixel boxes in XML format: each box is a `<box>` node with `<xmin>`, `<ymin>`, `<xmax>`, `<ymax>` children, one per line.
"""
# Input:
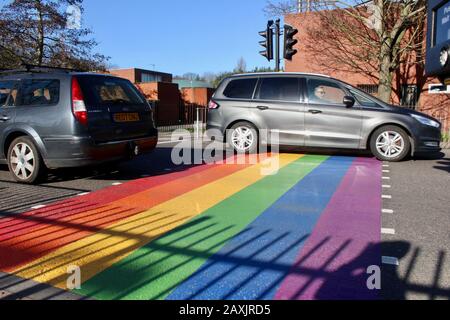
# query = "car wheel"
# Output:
<box><xmin>227</xmin><ymin>122</ymin><xmax>258</xmax><ymax>154</ymax></box>
<box><xmin>370</xmin><ymin>126</ymin><xmax>411</xmax><ymax>162</ymax></box>
<box><xmin>7</xmin><ymin>136</ymin><xmax>46</xmax><ymax>184</ymax></box>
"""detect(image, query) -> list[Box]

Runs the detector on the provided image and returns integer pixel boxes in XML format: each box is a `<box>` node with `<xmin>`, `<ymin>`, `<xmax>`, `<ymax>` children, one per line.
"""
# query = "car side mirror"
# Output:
<box><xmin>343</xmin><ymin>96</ymin><xmax>355</xmax><ymax>108</ymax></box>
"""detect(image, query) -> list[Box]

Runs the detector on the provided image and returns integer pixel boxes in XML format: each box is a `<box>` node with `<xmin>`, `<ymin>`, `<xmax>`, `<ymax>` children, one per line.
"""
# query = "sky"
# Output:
<box><xmin>80</xmin><ymin>0</ymin><xmax>280</xmax><ymax>75</ymax></box>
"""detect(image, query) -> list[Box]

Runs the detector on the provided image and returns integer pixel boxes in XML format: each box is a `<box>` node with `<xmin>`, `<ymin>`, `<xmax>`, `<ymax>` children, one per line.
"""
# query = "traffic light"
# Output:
<box><xmin>259</xmin><ymin>20</ymin><xmax>274</xmax><ymax>61</ymax></box>
<box><xmin>284</xmin><ymin>24</ymin><xmax>298</xmax><ymax>60</ymax></box>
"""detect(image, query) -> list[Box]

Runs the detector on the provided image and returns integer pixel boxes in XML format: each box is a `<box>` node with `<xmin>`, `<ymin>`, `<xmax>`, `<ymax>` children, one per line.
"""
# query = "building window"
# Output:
<box><xmin>357</xmin><ymin>84</ymin><xmax>378</xmax><ymax>96</ymax></box>
<box><xmin>141</xmin><ymin>73</ymin><xmax>162</xmax><ymax>83</ymax></box>
<box><xmin>400</xmin><ymin>85</ymin><xmax>419</xmax><ymax>109</ymax></box>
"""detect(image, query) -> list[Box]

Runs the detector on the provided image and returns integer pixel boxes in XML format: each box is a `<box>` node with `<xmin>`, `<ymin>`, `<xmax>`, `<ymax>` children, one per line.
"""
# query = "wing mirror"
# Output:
<box><xmin>343</xmin><ymin>96</ymin><xmax>356</xmax><ymax>108</ymax></box>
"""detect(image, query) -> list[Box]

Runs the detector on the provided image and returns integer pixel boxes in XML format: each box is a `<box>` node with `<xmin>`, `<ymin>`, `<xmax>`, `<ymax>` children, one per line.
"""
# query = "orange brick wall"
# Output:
<box><xmin>181</xmin><ymin>87</ymin><xmax>215</xmax><ymax>107</ymax></box>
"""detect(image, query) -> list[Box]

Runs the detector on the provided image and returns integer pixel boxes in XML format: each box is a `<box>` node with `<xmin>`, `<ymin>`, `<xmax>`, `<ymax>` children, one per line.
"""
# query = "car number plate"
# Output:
<box><xmin>113</xmin><ymin>113</ymin><xmax>140</xmax><ymax>122</ymax></box>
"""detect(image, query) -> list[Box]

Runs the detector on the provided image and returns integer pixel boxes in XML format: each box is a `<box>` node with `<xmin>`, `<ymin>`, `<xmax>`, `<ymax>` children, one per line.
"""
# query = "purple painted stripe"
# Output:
<box><xmin>275</xmin><ymin>157</ymin><xmax>382</xmax><ymax>300</ymax></box>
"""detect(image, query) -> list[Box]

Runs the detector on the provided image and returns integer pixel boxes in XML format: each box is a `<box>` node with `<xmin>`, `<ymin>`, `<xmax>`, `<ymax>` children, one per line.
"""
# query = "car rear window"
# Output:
<box><xmin>258</xmin><ymin>77</ymin><xmax>300</xmax><ymax>101</ymax></box>
<box><xmin>223</xmin><ymin>78</ymin><xmax>257</xmax><ymax>99</ymax></box>
<box><xmin>16</xmin><ymin>79</ymin><xmax>60</xmax><ymax>106</ymax></box>
<box><xmin>77</xmin><ymin>76</ymin><xmax>146</xmax><ymax>106</ymax></box>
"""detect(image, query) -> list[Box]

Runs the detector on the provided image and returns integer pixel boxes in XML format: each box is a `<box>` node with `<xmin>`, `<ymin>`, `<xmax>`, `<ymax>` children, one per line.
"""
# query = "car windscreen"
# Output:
<box><xmin>77</xmin><ymin>76</ymin><xmax>146</xmax><ymax>106</ymax></box>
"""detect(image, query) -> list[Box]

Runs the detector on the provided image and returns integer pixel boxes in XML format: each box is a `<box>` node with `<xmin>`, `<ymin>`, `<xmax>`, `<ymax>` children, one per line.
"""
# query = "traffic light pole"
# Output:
<box><xmin>275</xmin><ymin>19</ymin><xmax>280</xmax><ymax>72</ymax></box>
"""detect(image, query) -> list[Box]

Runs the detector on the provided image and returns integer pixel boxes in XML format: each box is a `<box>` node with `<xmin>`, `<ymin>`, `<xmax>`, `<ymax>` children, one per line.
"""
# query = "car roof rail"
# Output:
<box><xmin>0</xmin><ymin>64</ymin><xmax>85</xmax><ymax>75</ymax></box>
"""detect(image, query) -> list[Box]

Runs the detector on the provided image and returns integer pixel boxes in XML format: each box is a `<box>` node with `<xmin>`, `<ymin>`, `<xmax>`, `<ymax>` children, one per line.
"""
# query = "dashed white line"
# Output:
<box><xmin>382</xmin><ymin>177</ymin><xmax>391</xmax><ymax>180</ymax></box>
<box><xmin>382</xmin><ymin>209</ymin><xmax>394</xmax><ymax>214</ymax></box>
<box><xmin>112</xmin><ymin>182</ymin><xmax>122</xmax><ymax>186</ymax></box>
<box><xmin>77</xmin><ymin>192</ymin><xmax>90</xmax><ymax>196</ymax></box>
<box><xmin>383</xmin><ymin>170</ymin><xmax>390</xmax><ymax>173</ymax></box>
<box><xmin>382</xmin><ymin>185</ymin><xmax>391</xmax><ymax>188</ymax></box>
<box><xmin>383</xmin><ymin>164</ymin><xmax>390</xmax><ymax>168</ymax></box>
<box><xmin>381</xmin><ymin>228</ymin><xmax>396</xmax><ymax>235</ymax></box>
<box><xmin>382</xmin><ymin>256</ymin><xmax>400</xmax><ymax>266</ymax></box>
<box><xmin>31</xmin><ymin>205</ymin><xmax>46</xmax><ymax>210</ymax></box>
<box><xmin>382</xmin><ymin>195</ymin><xmax>392</xmax><ymax>199</ymax></box>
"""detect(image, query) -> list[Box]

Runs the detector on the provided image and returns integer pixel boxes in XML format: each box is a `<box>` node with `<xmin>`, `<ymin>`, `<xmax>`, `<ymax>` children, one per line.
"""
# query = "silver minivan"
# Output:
<box><xmin>207</xmin><ymin>73</ymin><xmax>442</xmax><ymax>162</ymax></box>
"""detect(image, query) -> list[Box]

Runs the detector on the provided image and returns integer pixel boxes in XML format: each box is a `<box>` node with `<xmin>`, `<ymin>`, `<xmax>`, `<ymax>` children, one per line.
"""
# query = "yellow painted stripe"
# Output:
<box><xmin>14</xmin><ymin>154</ymin><xmax>303</xmax><ymax>289</ymax></box>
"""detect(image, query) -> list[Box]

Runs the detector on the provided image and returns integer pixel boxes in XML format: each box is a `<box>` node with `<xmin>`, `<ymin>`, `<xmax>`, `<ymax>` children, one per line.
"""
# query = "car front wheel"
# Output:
<box><xmin>7</xmin><ymin>137</ymin><xmax>46</xmax><ymax>184</ymax></box>
<box><xmin>370</xmin><ymin>126</ymin><xmax>411</xmax><ymax>162</ymax></box>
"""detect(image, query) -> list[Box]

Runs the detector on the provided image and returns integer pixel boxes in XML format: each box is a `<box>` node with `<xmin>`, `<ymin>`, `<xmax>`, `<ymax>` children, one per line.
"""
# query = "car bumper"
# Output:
<box><xmin>43</xmin><ymin>133</ymin><xmax>158</xmax><ymax>169</ymax></box>
<box><xmin>206</xmin><ymin>123</ymin><xmax>226</xmax><ymax>142</ymax></box>
<box><xmin>413</xmin><ymin>126</ymin><xmax>442</xmax><ymax>154</ymax></box>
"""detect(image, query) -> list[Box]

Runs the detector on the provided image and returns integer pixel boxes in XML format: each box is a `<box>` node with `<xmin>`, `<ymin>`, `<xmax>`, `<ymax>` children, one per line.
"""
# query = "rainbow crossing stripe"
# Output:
<box><xmin>0</xmin><ymin>153</ymin><xmax>382</xmax><ymax>300</ymax></box>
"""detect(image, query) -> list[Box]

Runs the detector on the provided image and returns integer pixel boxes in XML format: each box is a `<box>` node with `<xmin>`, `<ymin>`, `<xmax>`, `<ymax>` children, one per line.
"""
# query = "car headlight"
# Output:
<box><xmin>411</xmin><ymin>114</ymin><xmax>440</xmax><ymax>128</ymax></box>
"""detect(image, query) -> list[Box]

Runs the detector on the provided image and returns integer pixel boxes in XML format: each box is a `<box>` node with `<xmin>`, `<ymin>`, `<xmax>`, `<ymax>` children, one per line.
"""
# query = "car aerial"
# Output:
<box><xmin>0</xmin><ymin>65</ymin><xmax>158</xmax><ymax>184</ymax></box>
<box><xmin>207</xmin><ymin>72</ymin><xmax>442</xmax><ymax>162</ymax></box>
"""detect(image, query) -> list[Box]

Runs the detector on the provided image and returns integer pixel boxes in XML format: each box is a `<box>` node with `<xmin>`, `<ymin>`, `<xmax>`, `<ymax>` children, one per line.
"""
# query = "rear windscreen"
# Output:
<box><xmin>77</xmin><ymin>76</ymin><xmax>146</xmax><ymax>106</ymax></box>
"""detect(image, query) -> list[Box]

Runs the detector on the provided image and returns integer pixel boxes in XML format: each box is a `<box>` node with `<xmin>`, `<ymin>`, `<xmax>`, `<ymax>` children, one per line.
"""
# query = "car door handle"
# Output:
<box><xmin>0</xmin><ymin>115</ymin><xmax>10</xmax><ymax>122</ymax></box>
<box><xmin>257</xmin><ymin>106</ymin><xmax>270</xmax><ymax>111</ymax></box>
<box><xmin>308</xmin><ymin>109</ymin><xmax>323</xmax><ymax>114</ymax></box>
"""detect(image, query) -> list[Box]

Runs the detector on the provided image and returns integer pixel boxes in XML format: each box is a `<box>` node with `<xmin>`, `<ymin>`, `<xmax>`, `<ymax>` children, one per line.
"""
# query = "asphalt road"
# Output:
<box><xmin>0</xmin><ymin>142</ymin><xmax>448</xmax><ymax>300</ymax></box>
<box><xmin>381</xmin><ymin>150</ymin><xmax>450</xmax><ymax>300</ymax></box>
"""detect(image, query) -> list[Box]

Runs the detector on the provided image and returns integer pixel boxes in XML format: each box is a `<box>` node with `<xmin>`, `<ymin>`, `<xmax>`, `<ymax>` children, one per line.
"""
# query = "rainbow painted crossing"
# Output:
<box><xmin>0</xmin><ymin>154</ymin><xmax>382</xmax><ymax>300</ymax></box>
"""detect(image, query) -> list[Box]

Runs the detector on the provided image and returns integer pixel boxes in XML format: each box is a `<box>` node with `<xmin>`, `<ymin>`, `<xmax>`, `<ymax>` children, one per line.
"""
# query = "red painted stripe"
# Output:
<box><xmin>0</xmin><ymin>159</ymin><xmax>254</xmax><ymax>272</ymax></box>
<box><xmin>0</xmin><ymin>164</ymin><xmax>210</xmax><ymax>229</ymax></box>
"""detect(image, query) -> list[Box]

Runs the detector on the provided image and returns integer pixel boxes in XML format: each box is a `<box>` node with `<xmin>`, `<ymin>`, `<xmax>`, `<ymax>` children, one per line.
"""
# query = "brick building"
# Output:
<box><xmin>109</xmin><ymin>68</ymin><xmax>212</xmax><ymax>126</ymax></box>
<box><xmin>284</xmin><ymin>11</ymin><xmax>450</xmax><ymax>132</ymax></box>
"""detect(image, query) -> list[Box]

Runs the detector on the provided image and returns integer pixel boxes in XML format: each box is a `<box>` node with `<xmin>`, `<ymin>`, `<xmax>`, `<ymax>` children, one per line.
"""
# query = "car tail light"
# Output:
<box><xmin>71</xmin><ymin>77</ymin><xmax>88</xmax><ymax>126</ymax></box>
<box><xmin>208</xmin><ymin>100</ymin><xmax>220</xmax><ymax>110</ymax></box>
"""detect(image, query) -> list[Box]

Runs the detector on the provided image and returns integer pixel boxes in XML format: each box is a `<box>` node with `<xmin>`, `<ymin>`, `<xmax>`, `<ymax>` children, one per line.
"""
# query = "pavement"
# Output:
<box><xmin>0</xmin><ymin>141</ymin><xmax>448</xmax><ymax>300</ymax></box>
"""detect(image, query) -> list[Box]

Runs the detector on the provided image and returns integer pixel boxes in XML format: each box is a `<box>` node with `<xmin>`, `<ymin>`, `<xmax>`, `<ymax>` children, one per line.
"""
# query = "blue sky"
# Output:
<box><xmin>0</xmin><ymin>0</ymin><xmax>281</xmax><ymax>75</ymax></box>
<box><xmin>81</xmin><ymin>0</ymin><xmax>278</xmax><ymax>75</ymax></box>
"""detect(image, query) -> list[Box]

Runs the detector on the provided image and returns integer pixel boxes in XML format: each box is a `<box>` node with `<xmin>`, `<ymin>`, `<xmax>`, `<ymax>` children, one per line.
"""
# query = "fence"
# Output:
<box><xmin>150</xmin><ymin>101</ymin><xmax>208</xmax><ymax>132</ymax></box>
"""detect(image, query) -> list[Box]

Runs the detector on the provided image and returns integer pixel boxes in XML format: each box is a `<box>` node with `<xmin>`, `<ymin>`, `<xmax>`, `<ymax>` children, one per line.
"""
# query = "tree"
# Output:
<box><xmin>0</xmin><ymin>0</ymin><xmax>108</xmax><ymax>70</ymax></box>
<box><xmin>234</xmin><ymin>57</ymin><xmax>247</xmax><ymax>73</ymax></box>
<box><xmin>264</xmin><ymin>0</ymin><xmax>298</xmax><ymax>16</ymax></box>
<box><xmin>267</xmin><ymin>1</ymin><xmax>426</xmax><ymax>104</ymax></box>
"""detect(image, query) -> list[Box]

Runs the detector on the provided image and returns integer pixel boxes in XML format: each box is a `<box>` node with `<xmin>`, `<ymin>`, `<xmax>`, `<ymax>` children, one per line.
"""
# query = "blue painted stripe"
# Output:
<box><xmin>167</xmin><ymin>156</ymin><xmax>355</xmax><ymax>300</ymax></box>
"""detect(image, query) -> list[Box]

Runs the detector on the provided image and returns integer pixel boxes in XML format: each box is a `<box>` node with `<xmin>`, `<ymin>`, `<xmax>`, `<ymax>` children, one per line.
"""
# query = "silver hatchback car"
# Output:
<box><xmin>207</xmin><ymin>73</ymin><xmax>442</xmax><ymax>162</ymax></box>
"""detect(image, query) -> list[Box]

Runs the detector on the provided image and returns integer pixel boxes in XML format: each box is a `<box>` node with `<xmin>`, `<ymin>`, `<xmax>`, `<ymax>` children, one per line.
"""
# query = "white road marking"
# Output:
<box><xmin>382</xmin><ymin>195</ymin><xmax>392</xmax><ymax>199</ymax></box>
<box><xmin>383</xmin><ymin>185</ymin><xmax>391</xmax><ymax>188</ymax></box>
<box><xmin>77</xmin><ymin>192</ymin><xmax>90</xmax><ymax>196</ymax></box>
<box><xmin>383</xmin><ymin>170</ymin><xmax>390</xmax><ymax>173</ymax></box>
<box><xmin>382</xmin><ymin>228</ymin><xmax>396</xmax><ymax>235</ymax></box>
<box><xmin>382</xmin><ymin>209</ymin><xmax>394</xmax><ymax>214</ymax></box>
<box><xmin>382</xmin><ymin>177</ymin><xmax>391</xmax><ymax>180</ymax></box>
<box><xmin>31</xmin><ymin>205</ymin><xmax>46</xmax><ymax>210</ymax></box>
<box><xmin>382</xmin><ymin>256</ymin><xmax>400</xmax><ymax>266</ymax></box>
<box><xmin>383</xmin><ymin>164</ymin><xmax>390</xmax><ymax>168</ymax></box>
<box><xmin>112</xmin><ymin>182</ymin><xmax>122</xmax><ymax>186</ymax></box>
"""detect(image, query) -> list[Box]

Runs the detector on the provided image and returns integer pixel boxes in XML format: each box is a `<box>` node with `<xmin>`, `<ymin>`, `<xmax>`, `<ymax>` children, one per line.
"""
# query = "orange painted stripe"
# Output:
<box><xmin>0</xmin><ymin>157</ymin><xmax>260</xmax><ymax>272</ymax></box>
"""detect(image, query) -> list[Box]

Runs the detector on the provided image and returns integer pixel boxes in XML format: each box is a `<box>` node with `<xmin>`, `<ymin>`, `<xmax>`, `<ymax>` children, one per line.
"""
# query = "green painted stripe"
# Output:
<box><xmin>75</xmin><ymin>155</ymin><xmax>328</xmax><ymax>300</ymax></box>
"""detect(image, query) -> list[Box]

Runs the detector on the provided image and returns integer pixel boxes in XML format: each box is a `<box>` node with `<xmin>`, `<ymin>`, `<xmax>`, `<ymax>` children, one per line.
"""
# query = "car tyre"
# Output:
<box><xmin>227</xmin><ymin>122</ymin><xmax>259</xmax><ymax>154</ymax></box>
<box><xmin>370</xmin><ymin>126</ymin><xmax>411</xmax><ymax>162</ymax></box>
<box><xmin>7</xmin><ymin>136</ymin><xmax>46</xmax><ymax>184</ymax></box>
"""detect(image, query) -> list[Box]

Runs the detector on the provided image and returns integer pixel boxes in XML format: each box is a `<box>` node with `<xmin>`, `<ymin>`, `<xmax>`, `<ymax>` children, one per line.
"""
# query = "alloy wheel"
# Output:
<box><xmin>10</xmin><ymin>142</ymin><xmax>35</xmax><ymax>180</ymax></box>
<box><xmin>375</xmin><ymin>131</ymin><xmax>405</xmax><ymax>159</ymax></box>
<box><xmin>231</xmin><ymin>127</ymin><xmax>255</xmax><ymax>152</ymax></box>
